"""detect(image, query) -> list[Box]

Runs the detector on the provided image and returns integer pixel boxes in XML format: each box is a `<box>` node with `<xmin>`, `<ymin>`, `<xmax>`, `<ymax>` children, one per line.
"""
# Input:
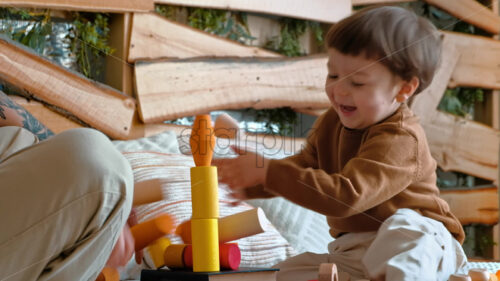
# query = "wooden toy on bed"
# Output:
<box><xmin>133</xmin><ymin>179</ymin><xmax>163</xmax><ymax>206</ymax></box>
<box><xmin>449</xmin><ymin>274</ymin><xmax>472</xmax><ymax>281</ymax></box>
<box><xmin>175</xmin><ymin>207</ymin><xmax>267</xmax><ymax>244</ymax></box>
<box><xmin>189</xmin><ymin>114</ymin><xmax>220</xmax><ymax>272</ymax></box>
<box><xmin>163</xmin><ymin>243</ymin><xmax>241</xmax><ymax>270</ymax></box>
<box><xmin>147</xmin><ymin>237</ymin><xmax>171</xmax><ymax>268</ymax></box>
<box><xmin>95</xmin><ymin>267</ymin><xmax>119</xmax><ymax>281</ymax></box>
<box><xmin>130</xmin><ymin>214</ymin><xmax>174</xmax><ymax>251</ymax></box>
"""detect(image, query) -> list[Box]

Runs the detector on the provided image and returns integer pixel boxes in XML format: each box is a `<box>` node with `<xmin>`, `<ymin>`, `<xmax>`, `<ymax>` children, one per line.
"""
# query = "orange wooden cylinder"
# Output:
<box><xmin>95</xmin><ymin>267</ymin><xmax>119</xmax><ymax>281</ymax></box>
<box><xmin>190</xmin><ymin>114</ymin><xmax>215</xmax><ymax>167</ymax></box>
<box><xmin>164</xmin><ymin>244</ymin><xmax>187</xmax><ymax>268</ymax></box>
<box><xmin>130</xmin><ymin>214</ymin><xmax>174</xmax><ymax>251</ymax></box>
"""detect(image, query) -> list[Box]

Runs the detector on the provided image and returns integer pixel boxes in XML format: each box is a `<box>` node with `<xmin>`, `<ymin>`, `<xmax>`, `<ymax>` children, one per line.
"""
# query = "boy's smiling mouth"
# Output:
<box><xmin>340</xmin><ymin>104</ymin><xmax>357</xmax><ymax>114</ymax></box>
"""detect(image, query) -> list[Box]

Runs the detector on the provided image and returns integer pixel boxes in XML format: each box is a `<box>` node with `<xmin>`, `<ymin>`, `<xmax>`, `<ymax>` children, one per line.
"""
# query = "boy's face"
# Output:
<box><xmin>326</xmin><ymin>48</ymin><xmax>408</xmax><ymax>130</ymax></box>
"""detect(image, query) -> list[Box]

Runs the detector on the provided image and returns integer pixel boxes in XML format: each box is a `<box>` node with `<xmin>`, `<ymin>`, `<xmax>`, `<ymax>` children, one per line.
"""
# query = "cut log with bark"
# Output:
<box><xmin>411</xmin><ymin>35</ymin><xmax>499</xmax><ymax>181</ymax></box>
<box><xmin>440</xmin><ymin>186</ymin><xmax>498</xmax><ymax>225</ymax></box>
<box><xmin>9</xmin><ymin>96</ymin><xmax>84</xmax><ymax>134</ymax></box>
<box><xmin>153</xmin><ymin>0</ymin><xmax>351</xmax><ymax>23</ymax></box>
<box><xmin>134</xmin><ymin>55</ymin><xmax>329</xmax><ymax>123</ymax></box>
<box><xmin>128</xmin><ymin>13</ymin><xmax>281</xmax><ymax>62</ymax></box>
<box><xmin>424</xmin><ymin>0</ymin><xmax>500</xmax><ymax>35</ymax></box>
<box><xmin>0</xmin><ymin>0</ymin><xmax>154</xmax><ymax>12</ymax></box>
<box><xmin>105</xmin><ymin>13</ymin><xmax>134</xmax><ymax>96</ymax></box>
<box><xmin>352</xmin><ymin>0</ymin><xmax>415</xmax><ymax>5</ymax></box>
<box><xmin>0</xmin><ymin>35</ymin><xmax>135</xmax><ymax>139</ymax></box>
<box><xmin>444</xmin><ymin>31</ymin><xmax>500</xmax><ymax>90</ymax></box>
<box><xmin>423</xmin><ymin>111</ymin><xmax>498</xmax><ymax>181</ymax></box>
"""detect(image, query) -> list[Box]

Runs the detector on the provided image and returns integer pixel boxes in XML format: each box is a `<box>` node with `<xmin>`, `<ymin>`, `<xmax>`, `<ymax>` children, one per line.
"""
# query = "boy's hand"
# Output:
<box><xmin>105</xmin><ymin>209</ymin><xmax>143</xmax><ymax>268</ymax></box>
<box><xmin>212</xmin><ymin>146</ymin><xmax>270</xmax><ymax>196</ymax></box>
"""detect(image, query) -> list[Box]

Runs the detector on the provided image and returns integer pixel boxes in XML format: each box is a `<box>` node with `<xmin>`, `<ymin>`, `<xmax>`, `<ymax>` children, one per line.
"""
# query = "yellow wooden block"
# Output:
<box><xmin>147</xmin><ymin>237</ymin><xmax>171</xmax><ymax>268</ymax></box>
<box><xmin>190</xmin><ymin>166</ymin><xmax>219</xmax><ymax>219</ymax></box>
<box><xmin>191</xmin><ymin>218</ymin><xmax>220</xmax><ymax>272</ymax></box>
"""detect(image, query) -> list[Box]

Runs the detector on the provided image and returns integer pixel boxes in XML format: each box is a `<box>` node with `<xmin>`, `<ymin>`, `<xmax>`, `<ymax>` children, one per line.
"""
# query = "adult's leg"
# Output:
<box><xmin>0</xmin><ymin>128</ymin><xmax>133</xmax><ymax>281</ymax></box>
<box><xmin>362</xmin><ymin>208</ymin><xmax>468</xmax><ymax>281</ymax></box>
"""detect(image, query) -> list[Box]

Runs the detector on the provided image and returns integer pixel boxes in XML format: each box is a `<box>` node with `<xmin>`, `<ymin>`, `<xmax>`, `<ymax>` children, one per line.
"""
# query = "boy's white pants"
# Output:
<box><xmin>274</xmin><ymin>208</ymin><xmax>468</xmax><ymax>281</ymax></box>
<box><xmin>0</xmin><ymin>127</ymin><xmax>133</xmax><ymax>281</ymax></box>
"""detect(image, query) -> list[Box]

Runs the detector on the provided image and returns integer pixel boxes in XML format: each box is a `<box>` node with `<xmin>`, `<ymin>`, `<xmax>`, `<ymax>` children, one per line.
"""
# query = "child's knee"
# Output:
<box><xmin>51</xmin><ymin>128</ymin><xmax>134</xmax><ymax>202</ymax></box>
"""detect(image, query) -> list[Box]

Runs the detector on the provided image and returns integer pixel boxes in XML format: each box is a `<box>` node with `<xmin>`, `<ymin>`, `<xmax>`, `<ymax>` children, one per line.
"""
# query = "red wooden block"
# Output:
<box><xmin>184</xmin><ymin>243</ymin><xmax>241</xmax><ymax>270</ymax></box>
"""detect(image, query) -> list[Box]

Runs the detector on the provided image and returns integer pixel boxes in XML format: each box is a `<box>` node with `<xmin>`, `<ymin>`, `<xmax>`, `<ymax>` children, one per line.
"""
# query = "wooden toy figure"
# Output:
<box><xmin>189</xmin><ymin>114</ymin><xmax>220</xmax><ymax>272</ymax></box>
<box><xmin>468</xmin><ymin>268</ymin><xmax>490</xmax><ymax>281</ymax></box>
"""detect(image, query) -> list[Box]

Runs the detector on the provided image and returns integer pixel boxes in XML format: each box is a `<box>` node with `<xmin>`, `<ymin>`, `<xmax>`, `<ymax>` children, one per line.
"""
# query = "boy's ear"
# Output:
<box><xmin>396</xmin><ymin>76</ymin><xmax>419</xmax><ymax>103</ymax></box>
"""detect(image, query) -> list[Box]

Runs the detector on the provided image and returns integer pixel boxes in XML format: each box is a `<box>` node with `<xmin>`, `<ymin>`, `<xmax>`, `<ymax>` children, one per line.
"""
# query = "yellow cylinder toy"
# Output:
<box><xmin>190</xmin><ymin>166</ymin><xmax>218</xmax><ymax>219</ymax></box>
<box><xmin>191</xmin><ymin>218</ymin><xmax>219</xmax><ymax>272</ymax></box>
<box><xmin>189</xmin><ymin>114</ymin><xmax>220</xmax><ymax>272</ymax></box>
<box><xmin>147</xmin><ymin>237</ymin><xmax>171</xmax><ymax>268</ymax></box>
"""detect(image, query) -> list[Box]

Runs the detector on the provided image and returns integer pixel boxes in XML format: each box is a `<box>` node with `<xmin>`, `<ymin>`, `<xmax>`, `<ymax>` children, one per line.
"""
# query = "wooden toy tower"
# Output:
<box><xmin>189</xmin><ymin>114</ymin><xmax>220</xmax><ymax>272</ymax></box>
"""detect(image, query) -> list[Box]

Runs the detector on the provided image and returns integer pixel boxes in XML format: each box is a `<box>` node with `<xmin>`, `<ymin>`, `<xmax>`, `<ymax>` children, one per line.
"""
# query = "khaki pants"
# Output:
<box><xmin>274</xmin><ymin>209</ymin><xmax>468</xmax><ymax>281</ymax></box>
<box><xmin>0</xmin><ymin>127</ymin><xmax>133</xmax><ymax>281</ymax></box>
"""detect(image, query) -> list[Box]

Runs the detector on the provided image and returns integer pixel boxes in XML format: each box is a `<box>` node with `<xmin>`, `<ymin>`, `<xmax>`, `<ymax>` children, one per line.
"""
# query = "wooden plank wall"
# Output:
<box><xmin>0</xmin><ymin>0</ymin><xmax>154</xmax><ymax>12</ymax></box>
<box><xmin>134</xmin><ymin>55</ymin><xmax>329</xmax><ymax>123</ymax></box>
<box><xmin>153</xmin><ymin>0</ymin><xmax>352</xmax><ymax>23</ymax></box>
<box><xmin>424</xmin><ymin>0</ymin><xmax>500</xmax><ymax>34</ymax></box>
<box><xmin>128</xmin><ymin>13</ymin><xmax>280</xmax><ymax>62</ymax></box>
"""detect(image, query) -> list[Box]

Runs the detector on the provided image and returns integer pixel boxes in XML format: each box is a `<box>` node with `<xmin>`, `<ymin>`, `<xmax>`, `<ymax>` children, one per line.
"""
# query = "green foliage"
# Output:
<box><xmin>187</xmin><ymin>8</ymin><xmax>255</xmax><ymax>44</ymax></box>
<box><xmin>0</xmin><ymin>8</ymin><xmax>114</xmax><ymax>80</ymax></box>
<box><xmin>155</xmin><ymin>4</ymin><xmax>178</xmax><ymax>20</ymax></box>
<box><xmin>247</xmin><ymin>107</ymin><xmax>298</xmax><ymax>136</ymax></box>
<box><xmin>0</xmin><ymin>8</ymin><xmax>52</xmax><ymax>54</ymax></box>
<box><xmin>69</xmin><ymin>13</ymin><xmax>114</xmax><ymax>80</ymax></box>
<box><xmin>438</xmin><ymin>88</ymin><xmax>484</xmax><ymax>118</ymax></box>
<box><xmin>265</xmin><ymin>18</ymin><xmax>323</xmax><ymax>57</ymax></box>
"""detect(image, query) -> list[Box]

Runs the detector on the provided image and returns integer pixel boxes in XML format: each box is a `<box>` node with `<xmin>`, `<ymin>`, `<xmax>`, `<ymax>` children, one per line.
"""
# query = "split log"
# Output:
<box><xmin>424</xmin><ymin>0</ymin><xmax>500</xmax><ymax>35</ymax></box>
<box><xmin>128</xmin><ymin>13</ymin><xmax>280</xmax><ymax>62</ymax></box>
<box><xmin>411</xmin><ymin>35</ymin><xmax>499</xmax><ymax>181</ymax></box>
<box><xmin>423</xmin><ymin>111</ymin><xmax>498</xmax><ymax>181</ymax></box>
<box><xmin>440</xmin><ymin>186</ymin><xmax>498</xmax><ymax>225</ymax></box>
<box><xmin>134</xmin><ymin>55</ymin><xmax>329</xmax><ymax>123</ymax></box>
<box><xmin>351</xmin><ymin>0</ymin><xmax>415</xmax><ymax>5</ymax></box>
<box><xmin>9</xmin><ymin>96</ymin><xmax>84</xmax><ymax>134</ymax></box>
<box><xmin>444</xmin><ymin>31</ymin><xmax>500</xmax><ymax>90</ymax></box>
<box><xmin>105</xmin><ymin>13</ymin><xmax>134</xmax><ymax>96</ymax></box>
<box><xmin>0</xmin><ymin>0</ymin><xmax>154</xmax><ymax>12</ymax></box>
<box><xmin>153</xmin><ymin>0</ymin><xmax>351</xmax><ymax>23</ymax></box>
<box><xmin>0</xmin><ymin>35</ymin><xmax>135</xmax><ymax>139</ymax></box>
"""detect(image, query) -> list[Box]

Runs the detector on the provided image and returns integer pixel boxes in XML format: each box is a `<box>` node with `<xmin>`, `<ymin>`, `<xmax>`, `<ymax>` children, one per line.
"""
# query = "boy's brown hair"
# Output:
<box><xmin>325</xmin><ymin>6</ymin><xmax>441</xmax><ymax>94</ymax></box>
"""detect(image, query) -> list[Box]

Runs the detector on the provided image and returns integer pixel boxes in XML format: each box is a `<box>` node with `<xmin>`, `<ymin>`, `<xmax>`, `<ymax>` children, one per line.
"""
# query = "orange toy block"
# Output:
<box><xmin>164</xmin><ymin>244</ymin><xmax>188</xmax><ymax>268</ymax></box>
<box><xmin>130</xmin><ymin>214</ymin><xmax>174</xmax><ymax>251</ymax></box>
<box><xmin>95</xmin><ymin>267</ymin><xmax>119</xmax><ymax>281</ymax></box>
<box><xmin>190</xmin><ymin>115</ymin><xmax>215</xmax><ymax>167</ymax></box>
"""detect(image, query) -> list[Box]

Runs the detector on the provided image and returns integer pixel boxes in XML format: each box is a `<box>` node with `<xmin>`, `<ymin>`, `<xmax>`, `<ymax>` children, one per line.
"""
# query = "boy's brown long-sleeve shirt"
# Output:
<box><xmin>245</xmin><ymin>104</ymin><xmax>465</xmax><ymax>243</ymax></box>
